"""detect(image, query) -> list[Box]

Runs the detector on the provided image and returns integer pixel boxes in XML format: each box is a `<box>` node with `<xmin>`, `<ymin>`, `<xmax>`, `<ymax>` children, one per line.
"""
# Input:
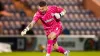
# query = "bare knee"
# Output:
<box><xmin>48</xmin><ymin>36</ymin><xmax>54</xmax><ymax>40</ymax></box>
<box><xmin>53</xmin><ymin>46</ymin><xmax>58</xmax><ymax>50</ymax></box>
<box><xmin>48</xmin><ymin>32</ymin><xmax>56</xmax><ymax>40</ymax></box>
<box><xmin>53</xmin><ymin>43</ymin><xmax>59</xmax><ymax>50</ymax></box>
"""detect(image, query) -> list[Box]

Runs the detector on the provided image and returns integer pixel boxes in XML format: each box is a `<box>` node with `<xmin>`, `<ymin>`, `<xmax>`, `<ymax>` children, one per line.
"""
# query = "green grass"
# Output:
<box><xmin>0</xmin><ymin>51</ymin><xmax>100</xmax><ymax>56</ymax></box>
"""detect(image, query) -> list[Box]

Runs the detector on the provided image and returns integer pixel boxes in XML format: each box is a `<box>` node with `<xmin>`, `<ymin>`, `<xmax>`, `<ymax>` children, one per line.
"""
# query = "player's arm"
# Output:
<box><xmin>25</xmin><ymin>21</ymin><xmax>35</xmax><ymax>30</ymax></box>
<box><xmin>54</xmin><ymin>6</ymin><xmax>66</xmax><ymax>19</ymax></box>
<box><xmin>21</xmin><ymin>21</ymin><xmax>35</xmax><ymax>36</ymax></box>
<box><xmin>21</xmin><ymin>12</ymin><xmax>40</xmax><ymax>36</ymax></box>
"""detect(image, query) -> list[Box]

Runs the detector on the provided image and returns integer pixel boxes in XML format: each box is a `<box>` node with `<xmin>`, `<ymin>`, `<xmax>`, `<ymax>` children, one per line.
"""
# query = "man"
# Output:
<box><xmin>21</xmin><ymin>1</ymin><xmax>70</xmax><ymax>56</ymax></box>
<box><xmin>0</xmin><ymin>1</ymin><xmax>13</xmax><ymax>17</ymax></box>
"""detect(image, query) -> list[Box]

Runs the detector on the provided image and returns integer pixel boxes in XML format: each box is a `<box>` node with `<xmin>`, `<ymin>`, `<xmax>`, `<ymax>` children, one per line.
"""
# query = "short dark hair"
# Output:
<box><xmin>38</xmin><ymin>1</ymin><xmax>47</xmax><ymax>7</ymax></box>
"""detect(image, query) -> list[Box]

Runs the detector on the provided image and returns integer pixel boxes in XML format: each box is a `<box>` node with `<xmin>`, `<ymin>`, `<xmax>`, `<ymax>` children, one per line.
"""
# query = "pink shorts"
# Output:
<box><xmin>45</xmin><ymin>27</ymin><xmax>62</xmax><ymax>44</ymax></box>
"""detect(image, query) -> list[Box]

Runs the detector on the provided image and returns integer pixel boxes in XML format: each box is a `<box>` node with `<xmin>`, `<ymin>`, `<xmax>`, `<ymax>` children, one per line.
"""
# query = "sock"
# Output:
<box><xmin>56</xmin><ymin>46</ymin><xmax>66</xmax><ymax>54</ymax></box>
<box><xmin>47</xmin><ymin>39</ymin><xmax>53</xmax><ymax>54</ymax></box>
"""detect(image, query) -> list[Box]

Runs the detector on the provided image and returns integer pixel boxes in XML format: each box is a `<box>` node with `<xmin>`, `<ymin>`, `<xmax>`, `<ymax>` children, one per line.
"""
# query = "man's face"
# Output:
<box><xmin>38</xmin><ymin>6</ymin><xmax>48</xmax><ymax>13</ymax></box>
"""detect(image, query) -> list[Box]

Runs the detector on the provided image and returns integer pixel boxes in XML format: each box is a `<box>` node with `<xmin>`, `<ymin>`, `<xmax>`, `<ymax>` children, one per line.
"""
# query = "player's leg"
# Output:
<box><xmin>46</xmin><ymin>32</ymin><xmax>57</xmax><ymax>56</ymax></box>
<box><xmin>53</xmin><ymin>42</ymin><xmax>65</xmax><ymax>53</ymax></box>
<box><xmin>53</xmin><ymin>42</ymin><xmax>70</xmax><ymax>56</ymax></box>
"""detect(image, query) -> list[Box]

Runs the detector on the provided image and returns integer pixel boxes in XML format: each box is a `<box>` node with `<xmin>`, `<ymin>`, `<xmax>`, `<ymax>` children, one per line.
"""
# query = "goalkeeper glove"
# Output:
<box><xmin>54</xmin><ymin>13</ymin><xmax>61</xmax><ymax>19</ymax></box>
<box><xmin>54</xmin><ymin>11</ymin><xmax>66</xmax><ymax>19</ymax></box>
<box><xmin>21</xmin><ymin>27</ymin><xmax>29</xmax><ymax>36</ymax></box>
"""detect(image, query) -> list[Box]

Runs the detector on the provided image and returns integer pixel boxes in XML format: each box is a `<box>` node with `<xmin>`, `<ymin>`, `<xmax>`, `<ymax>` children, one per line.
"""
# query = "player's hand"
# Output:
<box><xmin>21</xmin><ymin>29</ymin><xmax>27</xmax><ymax>36</ymax></box>
<box><xmin>54</xmin><ymin>13</ymin><xmax>61</xmax><ymax>19</ymax></box>
<box><xmin>21</xmin><ymin>27</ymin><xmax>30</xmax><ymax>36</ymax></box>
<box><xmin>21</xmin><ymin>27</ymin><xmax>29</xmax><ymax>36</ymax></box>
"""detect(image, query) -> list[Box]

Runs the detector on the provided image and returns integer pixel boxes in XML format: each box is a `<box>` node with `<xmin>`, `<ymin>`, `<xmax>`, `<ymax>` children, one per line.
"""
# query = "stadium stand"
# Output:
<box><xmin>0</xmin><ymin>0</ymin><xmax>100</xmax><ymax>35</ymax></box>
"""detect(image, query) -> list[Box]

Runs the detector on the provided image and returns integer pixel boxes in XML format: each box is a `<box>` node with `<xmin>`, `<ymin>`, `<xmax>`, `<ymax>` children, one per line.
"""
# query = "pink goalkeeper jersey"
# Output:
<box><xmin>32</xmin><ymin>5</ymin><xmax>63</xmax><ymax>30</ymax></box>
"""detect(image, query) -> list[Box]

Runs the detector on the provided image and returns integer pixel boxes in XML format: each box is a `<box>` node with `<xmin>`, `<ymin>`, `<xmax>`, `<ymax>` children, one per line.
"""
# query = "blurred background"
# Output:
<box><xmin>0</xmin><ymin>0</ymin><xmax>100</xmax><ymax>56</ymax></box>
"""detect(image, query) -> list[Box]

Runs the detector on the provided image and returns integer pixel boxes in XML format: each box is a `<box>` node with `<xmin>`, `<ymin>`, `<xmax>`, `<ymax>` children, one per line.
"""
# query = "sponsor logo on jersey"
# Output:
<box><xmin>45</xmin><ymin>18</ymin><xmax>54</xmax><ymax>23</ymax></box>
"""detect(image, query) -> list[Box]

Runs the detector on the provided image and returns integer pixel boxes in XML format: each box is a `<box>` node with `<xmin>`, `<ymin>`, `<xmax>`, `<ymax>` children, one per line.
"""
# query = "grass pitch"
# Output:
<box><xmin>0</xmin><ymin>51</ymin><xmax>100</xmax><ymax>56</ymax></box>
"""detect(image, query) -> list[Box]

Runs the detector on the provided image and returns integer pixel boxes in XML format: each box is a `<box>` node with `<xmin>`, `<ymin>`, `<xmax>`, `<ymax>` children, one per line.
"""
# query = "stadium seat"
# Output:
<box><xmin>0</xmin><ymin>0</ymin><xmax>99</xmax><ymax>35</ymax></box>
